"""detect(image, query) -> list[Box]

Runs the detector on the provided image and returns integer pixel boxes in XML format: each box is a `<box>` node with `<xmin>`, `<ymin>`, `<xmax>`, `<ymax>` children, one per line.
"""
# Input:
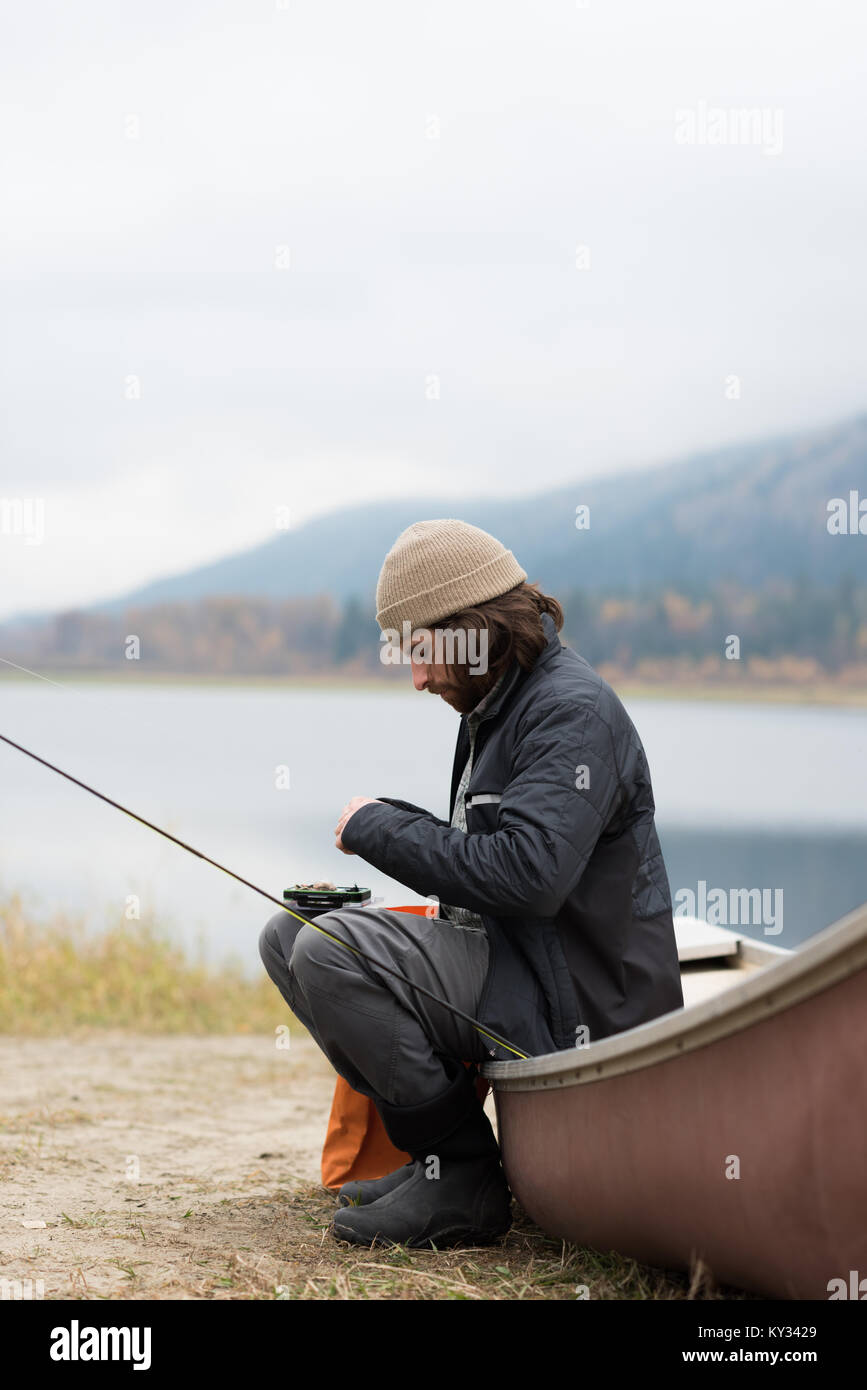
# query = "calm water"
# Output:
<box><xmin>1</xmin><ymin>683</ymin><xmax>865</xmax><ymax>972</ymax></box>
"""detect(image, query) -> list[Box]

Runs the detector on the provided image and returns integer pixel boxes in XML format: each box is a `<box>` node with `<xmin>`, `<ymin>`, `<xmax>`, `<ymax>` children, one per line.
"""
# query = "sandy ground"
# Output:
<box><xmin>0</xmin><ymin>1033</ymin><xmax>355</xmax><ymax>1299</ymax></box>
<box><xmin>0</xmin><ymin>1033</ymin><xmax>507</xmax><ymax>1301</ymax></box>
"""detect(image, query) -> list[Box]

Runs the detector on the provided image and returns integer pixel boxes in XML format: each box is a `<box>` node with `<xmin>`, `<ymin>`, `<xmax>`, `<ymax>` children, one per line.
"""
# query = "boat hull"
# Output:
<box><xmin>491</xmin><ymin>928</ymin><xmax>867</xmax><ymax>1299</ymax></box>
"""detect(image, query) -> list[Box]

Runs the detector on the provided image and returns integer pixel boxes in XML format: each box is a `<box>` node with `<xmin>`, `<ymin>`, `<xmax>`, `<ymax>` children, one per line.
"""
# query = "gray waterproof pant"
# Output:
<box><xmin>258</xmin><ymin>908</ymin><xmax>491</xmax><ymax>1106</ymax></box>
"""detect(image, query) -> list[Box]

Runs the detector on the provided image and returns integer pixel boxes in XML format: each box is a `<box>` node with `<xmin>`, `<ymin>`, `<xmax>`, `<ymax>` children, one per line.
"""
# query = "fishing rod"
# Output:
<box><xmin>0</xmin><ymin>731</ymin><xmax>529</xmax><ymax>1060</ymax></box>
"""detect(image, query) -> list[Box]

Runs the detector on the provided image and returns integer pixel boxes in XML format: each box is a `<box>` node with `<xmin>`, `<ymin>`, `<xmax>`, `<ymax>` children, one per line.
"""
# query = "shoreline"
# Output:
<box><xmin>2</xmin><ymin>669</ymin><xmax>866</xmax><ymax>707</ymax></box>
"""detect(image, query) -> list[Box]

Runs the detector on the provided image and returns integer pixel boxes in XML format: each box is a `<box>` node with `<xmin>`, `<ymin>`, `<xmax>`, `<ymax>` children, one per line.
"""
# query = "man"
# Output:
<box><xmin>259</xmin><ymin>518</ymin><xmax>683</xmax><ymax>1249</ymax></box>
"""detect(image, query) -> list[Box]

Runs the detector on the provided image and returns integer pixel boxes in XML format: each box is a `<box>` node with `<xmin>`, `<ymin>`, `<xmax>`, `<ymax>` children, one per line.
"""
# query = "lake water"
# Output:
<box><xmin>1</xmin><ymin>682</ymin><xmax>865</xmax><ymax>973</ymax></box>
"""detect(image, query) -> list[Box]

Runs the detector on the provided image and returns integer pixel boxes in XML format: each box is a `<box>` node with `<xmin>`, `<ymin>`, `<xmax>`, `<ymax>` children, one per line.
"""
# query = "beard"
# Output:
<box><xmin>427</xmin><ymin>664</ymin><xmax>501</xmax><ymax>714</ymax></box>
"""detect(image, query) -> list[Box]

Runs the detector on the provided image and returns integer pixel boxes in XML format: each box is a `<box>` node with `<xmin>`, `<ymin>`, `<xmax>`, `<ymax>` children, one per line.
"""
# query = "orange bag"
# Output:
<box><xmin>320</xmin><ymin>905</ymin><xmax>490</xmax><ymax>1190</ymax></box>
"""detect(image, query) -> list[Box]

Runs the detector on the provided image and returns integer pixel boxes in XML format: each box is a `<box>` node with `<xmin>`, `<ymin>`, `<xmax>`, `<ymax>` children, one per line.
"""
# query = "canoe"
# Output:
<box><xmin>483</xmin><ymin>903</ymin><xmax>867</xmax><ymax>1299</ymax></box>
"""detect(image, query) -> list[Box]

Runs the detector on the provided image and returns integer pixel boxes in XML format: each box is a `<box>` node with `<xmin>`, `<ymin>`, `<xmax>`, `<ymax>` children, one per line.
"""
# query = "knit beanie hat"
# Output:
<box><xmin>375</xmin><ymin>519</ymin><xmax>527</xmax><ymax>632</ymax></box>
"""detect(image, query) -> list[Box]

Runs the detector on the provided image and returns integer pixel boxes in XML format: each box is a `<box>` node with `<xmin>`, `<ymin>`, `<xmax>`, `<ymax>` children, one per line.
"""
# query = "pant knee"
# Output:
<box><xmin>288</xmin><ymin>921</ymin><xmax>343</xmax><ymax>984</ymax></box>
<box><xmin>259</xmin><ymin>911</ymin><xmax>300</xmax><ymax>973</ymax></box>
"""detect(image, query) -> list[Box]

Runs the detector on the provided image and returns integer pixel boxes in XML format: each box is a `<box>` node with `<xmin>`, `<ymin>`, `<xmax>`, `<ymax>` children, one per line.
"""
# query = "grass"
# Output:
<box><xmin>133</xmin><ymin>1186</ymin><xmax>755</xmax><ymax>1302</ymax></box>
<box><xmin>0</xmin><ymin>896</ymin><xmax>760</xmax><ymax>1301</ymax></box>
<box><xmin>0</xmin><ymin>894</ymin><xmax>291</xmax><ymax>1035</ymax></box>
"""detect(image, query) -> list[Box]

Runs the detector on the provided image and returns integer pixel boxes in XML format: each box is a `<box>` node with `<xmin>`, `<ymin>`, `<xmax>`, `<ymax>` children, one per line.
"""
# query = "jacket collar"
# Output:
<box><xmin>448</xmin><ymin>613</ymin><xmax>561</xmax><ymax>812</ymax></box>
<box><xmin>471</xmin><ymin>611</ymin><xmax>561</xmax><ymax>725</ymax></box>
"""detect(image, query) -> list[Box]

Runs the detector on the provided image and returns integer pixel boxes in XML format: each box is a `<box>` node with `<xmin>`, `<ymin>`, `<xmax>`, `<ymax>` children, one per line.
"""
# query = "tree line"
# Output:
<box><xmin>2</xmin><ymin>575</ymin><xmax>865</xmax><ymax>682</ymax></box>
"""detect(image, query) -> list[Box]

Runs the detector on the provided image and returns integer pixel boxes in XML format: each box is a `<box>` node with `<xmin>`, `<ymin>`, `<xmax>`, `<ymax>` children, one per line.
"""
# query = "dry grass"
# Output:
<box><xmin>0</xmin><ymin>895</ymin><xmax>290</xmax><ymax>1035</ymax></box>
<box><xmin>0</xmin><ymin>900</ymin><xmax>761</xmax><ymax>1300</ymax></box>
<box><xmin>62</xmin><ymin>1184</ymin><xmax>753</xmax><ymax>1302</ymax></box>
<box><xmin>244</xmin><ymin>1187</ymin><xmax>753</xmax><ymax>1301</ymax></box>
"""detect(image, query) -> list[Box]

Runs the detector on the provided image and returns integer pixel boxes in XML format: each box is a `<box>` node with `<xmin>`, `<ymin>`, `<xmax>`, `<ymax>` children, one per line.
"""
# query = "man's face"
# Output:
<box><xmin>409</xmin><ymin>628</ymin><xmax>480</xmax><ymax>714</ymax></box>
<box><xmin>408</xmin><ymin>633</ymin><xmax>494</xmax><ymax>717</ymax></box>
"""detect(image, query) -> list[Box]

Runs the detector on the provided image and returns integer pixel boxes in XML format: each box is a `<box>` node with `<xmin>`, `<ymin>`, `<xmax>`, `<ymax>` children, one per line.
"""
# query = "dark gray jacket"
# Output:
<box><xmin>341</xmin><ymin>614</ymin><xmax>684</xmax><ymax>1060</ymax></box>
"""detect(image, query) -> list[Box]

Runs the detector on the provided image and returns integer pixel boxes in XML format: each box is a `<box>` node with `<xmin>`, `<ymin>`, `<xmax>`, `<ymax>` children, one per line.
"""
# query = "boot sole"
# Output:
<box><xmin>331</xmin><ymin>1218</ymin><xmax>512</xmax><ymax>1250</ymax></box>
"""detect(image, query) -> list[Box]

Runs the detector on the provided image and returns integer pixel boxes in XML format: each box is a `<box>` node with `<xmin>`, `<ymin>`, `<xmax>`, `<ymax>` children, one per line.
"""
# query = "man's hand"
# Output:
<box><xmin>334</xmin><ymin>796</ymin><xmax>380</xmax><ymax>854</ymax></box>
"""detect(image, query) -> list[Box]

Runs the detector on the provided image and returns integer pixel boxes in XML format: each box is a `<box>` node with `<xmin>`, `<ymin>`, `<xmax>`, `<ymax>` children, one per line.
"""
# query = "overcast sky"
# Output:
<box><xmin>1</xmin><ymin>0</ymin><xmax>866</xmax><ymax>620</ymax></box>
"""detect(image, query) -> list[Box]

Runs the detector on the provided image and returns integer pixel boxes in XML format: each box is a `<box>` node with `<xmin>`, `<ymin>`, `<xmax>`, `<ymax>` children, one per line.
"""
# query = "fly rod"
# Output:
<box><xmin>0</xmin><ymin>731</ymin><xmax>529</xmax><ymax>1060</ymax></box>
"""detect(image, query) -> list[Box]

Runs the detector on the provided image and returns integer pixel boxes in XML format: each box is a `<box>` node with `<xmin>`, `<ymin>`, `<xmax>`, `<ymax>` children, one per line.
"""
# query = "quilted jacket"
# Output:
<box><xmin>341</xmin><ymin>613</ymin><xmax>684</xmax><ymax>1060</ymax></box>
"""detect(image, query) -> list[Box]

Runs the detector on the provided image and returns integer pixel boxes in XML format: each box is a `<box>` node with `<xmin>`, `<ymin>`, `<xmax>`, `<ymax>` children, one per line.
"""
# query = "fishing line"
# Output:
<box><xmin>0</xmin><ymin>731</ymin><xmax>529</xmax><ymax>1059</ymax></box>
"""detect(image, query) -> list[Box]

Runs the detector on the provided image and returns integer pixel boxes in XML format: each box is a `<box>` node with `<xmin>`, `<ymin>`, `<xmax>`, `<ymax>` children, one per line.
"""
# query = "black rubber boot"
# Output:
<box><xmin>337</xmin><ymin>1163</ymin><xmax>415</xmax><ymax>1208</ymax></box>
<box><xmin>331</xmin><ymin>1066</ymin><xmax>512</xmax><ymax>1249</ymax></box>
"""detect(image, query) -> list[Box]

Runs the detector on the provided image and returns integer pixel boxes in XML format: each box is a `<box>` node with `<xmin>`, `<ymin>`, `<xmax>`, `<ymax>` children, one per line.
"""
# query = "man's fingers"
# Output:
<box><xmin>334</xmin><ymin>826</ymin><xmax>355</xmax><ymax>855</ymax></box>
<box><xmin>334</xmin><ymin>795</ymin><xmax>377</xmax><ymax>852</ymax></box>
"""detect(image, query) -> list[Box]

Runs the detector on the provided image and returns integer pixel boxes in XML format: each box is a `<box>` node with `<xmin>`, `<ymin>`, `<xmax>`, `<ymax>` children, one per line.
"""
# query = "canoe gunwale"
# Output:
<box><xmin>483</xmin><ymin>900</ymin><xmax>867</xmax><ymax>1092</ymax></box>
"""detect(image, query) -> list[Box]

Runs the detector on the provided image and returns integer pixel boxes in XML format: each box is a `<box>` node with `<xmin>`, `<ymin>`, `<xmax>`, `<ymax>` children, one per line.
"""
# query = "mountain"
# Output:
<box><xmin>44</xmin><ymin>411</ymin><xmax>867</xmax><ymax>617</ymax></box>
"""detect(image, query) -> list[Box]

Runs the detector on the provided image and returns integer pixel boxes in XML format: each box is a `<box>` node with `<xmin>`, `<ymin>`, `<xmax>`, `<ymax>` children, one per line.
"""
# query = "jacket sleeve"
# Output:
<box><xmin>342</xmin><ymin>698</ymin><xmax>624</xmax><ymax>918</ymax></box>
<box><xmin>374</xmin><ymin>797</ymin><xmax>449</xmax><ymax>826</ymax></box>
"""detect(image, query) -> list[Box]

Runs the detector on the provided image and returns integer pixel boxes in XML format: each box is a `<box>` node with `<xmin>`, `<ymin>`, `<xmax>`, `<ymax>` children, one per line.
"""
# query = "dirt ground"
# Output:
<box><xmin>0</xmin><ymin>1033</ymin><xmax>741</xmax><ymax>1301</ymax></box>
<box><xmin>0</xmin><ymin>1033</ymin><xmax>523</xmax><ymax>1301</ymax></box>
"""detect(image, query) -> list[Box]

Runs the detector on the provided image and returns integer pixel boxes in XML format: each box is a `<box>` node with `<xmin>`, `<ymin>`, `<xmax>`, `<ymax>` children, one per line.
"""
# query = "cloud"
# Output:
<box><xmin>2</xmin><ymin>0</ymin><xmax>866</xmax><ymax>617</ymax></box>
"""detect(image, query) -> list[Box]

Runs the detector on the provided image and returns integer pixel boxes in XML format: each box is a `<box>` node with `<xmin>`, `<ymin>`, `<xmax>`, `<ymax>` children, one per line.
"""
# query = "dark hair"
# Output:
<box><xmin>438</xmin><ymin>581</ymin><xmax>564</xmax><ymax>702</ymax></box>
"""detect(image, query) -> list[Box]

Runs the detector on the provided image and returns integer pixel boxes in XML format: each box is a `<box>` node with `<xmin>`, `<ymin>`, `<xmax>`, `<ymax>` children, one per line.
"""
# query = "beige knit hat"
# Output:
<box><xmin>375</xmin><ymin>519</ymin><xmax>527</xmax><ymax>632</ymax></box>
